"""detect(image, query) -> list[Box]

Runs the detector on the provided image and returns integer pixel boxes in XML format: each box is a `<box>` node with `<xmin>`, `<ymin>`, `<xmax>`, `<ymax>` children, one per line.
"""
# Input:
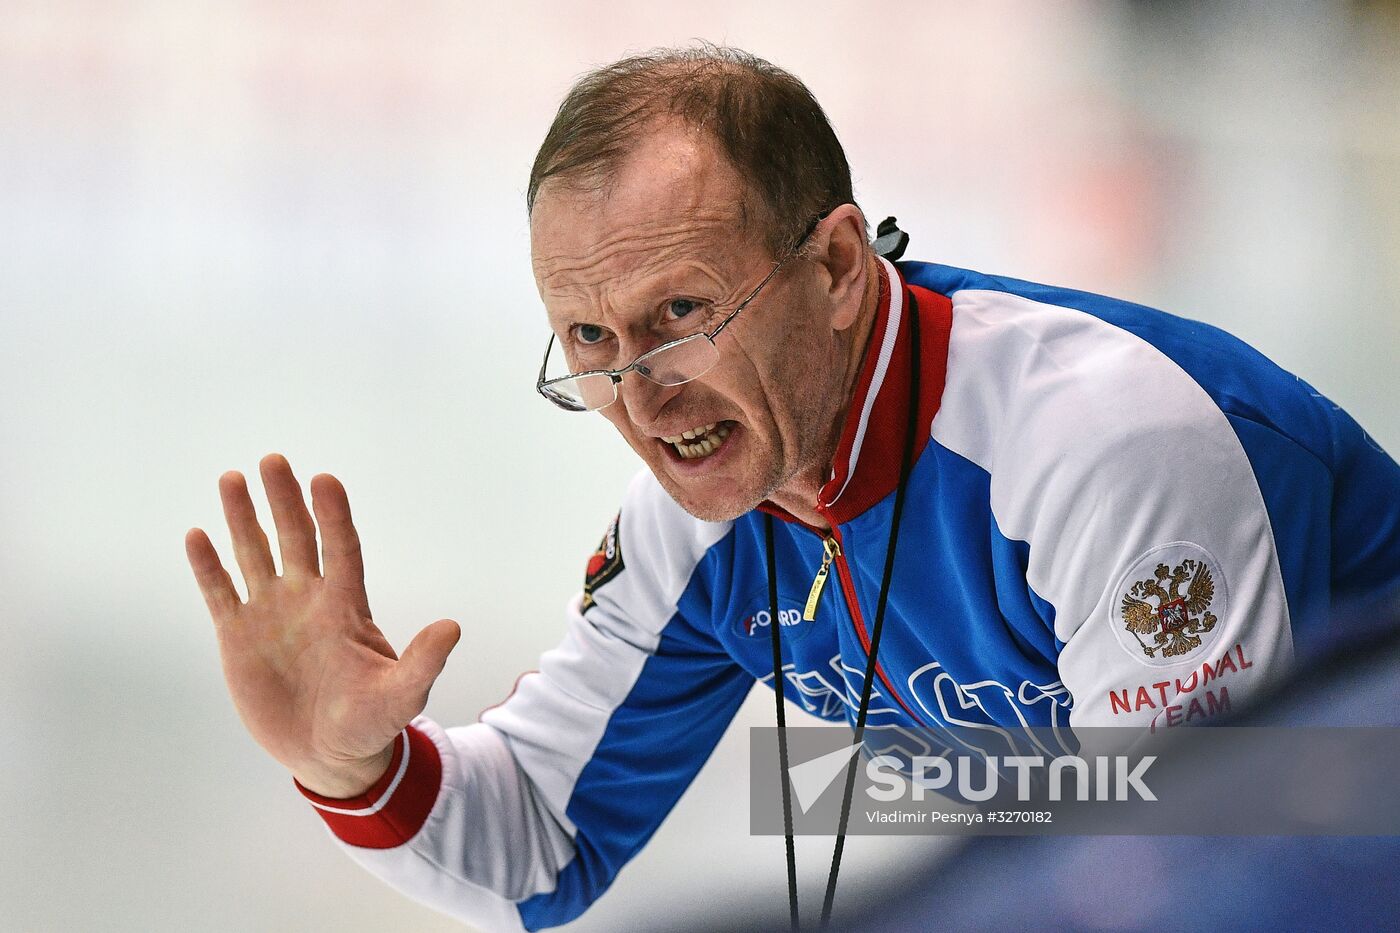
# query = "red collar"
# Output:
<box><xmin>760</xmin><ymin>258</ymin><xmax>952</xmax><ymax>527</ymax></box>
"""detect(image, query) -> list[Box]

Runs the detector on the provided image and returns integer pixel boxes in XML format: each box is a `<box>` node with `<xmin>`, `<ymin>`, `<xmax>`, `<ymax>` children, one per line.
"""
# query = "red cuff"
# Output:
<box><xmin>294</xmin><ymin>725</ymin><xmax>442</xmax><ymax>849</ymax></box>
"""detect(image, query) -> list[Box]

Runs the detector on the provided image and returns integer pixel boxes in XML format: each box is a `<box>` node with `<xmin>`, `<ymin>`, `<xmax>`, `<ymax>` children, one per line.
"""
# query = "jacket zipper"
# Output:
<box><xmin>802</xmin><ymin>536</ymin><xmax>839</xmax><ymax>621</ymax></box>
<box><xmin>801</xmin><ymin>513</ymin><xmax>925</xmax><ymax>726</ymax></box>
<box><xmin>820</xmin><ymin>523</ymin><xmax>872</xmax><ymax>655</ymax></box>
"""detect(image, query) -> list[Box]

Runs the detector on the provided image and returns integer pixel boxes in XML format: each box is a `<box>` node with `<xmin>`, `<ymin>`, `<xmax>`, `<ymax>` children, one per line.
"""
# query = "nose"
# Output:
<box><xmin>618</xmin><ymin>369</ymin><xmax>683</xmax><ymax>433</ymax></box>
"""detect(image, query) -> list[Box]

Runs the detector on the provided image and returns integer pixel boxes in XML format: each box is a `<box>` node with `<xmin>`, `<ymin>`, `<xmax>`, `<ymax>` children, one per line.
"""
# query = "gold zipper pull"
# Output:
<box><xmin>803</xmin><ymin>536</ymin><xmax>841</xmax><ymax>621</ymax></box>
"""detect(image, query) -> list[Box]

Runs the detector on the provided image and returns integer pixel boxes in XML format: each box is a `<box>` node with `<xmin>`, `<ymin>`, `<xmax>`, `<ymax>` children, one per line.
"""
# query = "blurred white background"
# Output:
<box><xmin>2</xmin><ymin>1</ymin><xmax>1397</xmax><ymax>930</ymax></box>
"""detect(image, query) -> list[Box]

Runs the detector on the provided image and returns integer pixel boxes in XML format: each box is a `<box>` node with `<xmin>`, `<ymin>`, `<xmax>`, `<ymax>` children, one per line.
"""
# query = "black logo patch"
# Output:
<box><xmin>581</xmin><ymin>512</ymin><xmax>624</xmax><ymax>613</ymax></box>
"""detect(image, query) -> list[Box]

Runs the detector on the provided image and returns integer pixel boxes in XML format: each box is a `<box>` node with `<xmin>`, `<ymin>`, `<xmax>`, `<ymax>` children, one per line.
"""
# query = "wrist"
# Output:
<box><xmin>292</xmin><ymin>741</ymin><xmax>396</xmax><ymax>799</ymax></box>
<box><xmin>294</xmin><ymin>725</ymin><xmax>444</xmax><ymax>849</ymax></box>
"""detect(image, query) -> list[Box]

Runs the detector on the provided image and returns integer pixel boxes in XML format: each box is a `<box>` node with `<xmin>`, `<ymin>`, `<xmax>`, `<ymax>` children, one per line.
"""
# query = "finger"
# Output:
<box><xmin>310</xmin><ymin>473</ymin><xmax>368</xmax><ymax>607</ymax></box>
<box><xmin>185</xmin><ymin>527</ymin><xmax>242</xmax><ymax>621</ymax></box>
<box><xmin>219</xmin><ymin>470</ymin><xmax>278</xmax><ymax>597</ymax></box>
<box><xmin>390</xmin><ymin>619</ymin><xmax>461</xmax><ymax>722</ymax></box>
<box><xmin>260</xmin><ymin>453</ymin><xmax>320</xmax><ymax>580</ymax></box>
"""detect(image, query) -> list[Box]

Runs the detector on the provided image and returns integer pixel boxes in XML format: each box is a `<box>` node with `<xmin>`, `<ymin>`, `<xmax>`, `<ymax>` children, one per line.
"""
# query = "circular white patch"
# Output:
<box><xmin>1108</xmin><ymin>541</ymin><xmax>1229</xmax><ymax>667</ymax></box>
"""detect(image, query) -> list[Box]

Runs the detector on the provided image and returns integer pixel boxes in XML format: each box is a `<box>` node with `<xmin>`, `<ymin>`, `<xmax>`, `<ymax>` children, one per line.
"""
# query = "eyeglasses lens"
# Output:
<box><xmin>543</xmin><ymin>334</ymin><xmax>722</xmax><ymax>412</ymax></box>
<box><xmin>634</xmin><ymin>336</ymin><xmax>718</xmax><ymax>386</ymax></box>
<box><xmin>545</xmin><ymin>374</ymin><xmax>617</xmax><ymax>411</ymax></box>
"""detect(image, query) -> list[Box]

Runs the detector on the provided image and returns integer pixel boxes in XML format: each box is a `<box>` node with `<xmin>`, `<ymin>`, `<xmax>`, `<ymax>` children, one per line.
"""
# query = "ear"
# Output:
<box><xmin>812</xmin><ymin>204</ymin><xmax>871</xmax><ymax>332</ymax></box>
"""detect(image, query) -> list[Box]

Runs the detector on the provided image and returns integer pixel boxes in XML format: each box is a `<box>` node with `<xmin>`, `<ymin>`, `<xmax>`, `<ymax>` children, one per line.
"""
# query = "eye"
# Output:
<box><xmin>573</xmin><ymin>323</ymin><xmax>609</xmax><ymax>345</ymax></box>
<box><xmin>666</xmin><ymin>298</ymin><xmax>703</xmax><ymax>320</ymax></box>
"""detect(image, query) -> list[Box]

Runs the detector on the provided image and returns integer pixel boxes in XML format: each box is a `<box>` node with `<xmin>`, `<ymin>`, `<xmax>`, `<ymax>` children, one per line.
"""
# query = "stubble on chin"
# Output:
<box><xmin>668</xmin><ymin>490</ymin><xmax>744</xmax><ymax>524</ymax></box>
<box><xmin>650</xmin><ymin>447</ymin><xmax>785</xmax><ymax>524</ymax></box>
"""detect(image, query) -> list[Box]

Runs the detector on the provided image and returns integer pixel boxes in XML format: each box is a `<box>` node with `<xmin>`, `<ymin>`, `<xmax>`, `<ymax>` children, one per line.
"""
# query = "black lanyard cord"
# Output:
<box><xmin>820</xmin><ymin>290</ymin><xmax>921</xmax><ymax>928</ymax></box>
<box><xmin>766</xmin><ymin>510</ymin><xmax>801</xmax><ymax>931</ymax></box>
<box><xmin>765</xmin><ymin>289</ymin><xmax>924</xmax><ymax>931</ymax></box>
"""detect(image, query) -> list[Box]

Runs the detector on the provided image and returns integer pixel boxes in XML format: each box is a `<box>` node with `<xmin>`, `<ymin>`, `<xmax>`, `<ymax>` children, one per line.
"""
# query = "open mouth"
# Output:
<box><xmin>660</xmin><ymin>420</ymin><xmax>736</xmax><ymax>461</ymax></box>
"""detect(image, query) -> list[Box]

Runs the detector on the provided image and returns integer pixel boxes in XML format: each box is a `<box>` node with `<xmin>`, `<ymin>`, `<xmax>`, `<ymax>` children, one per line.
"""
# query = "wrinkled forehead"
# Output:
<box><xmin>529</xmin><ymin>121</ymin><xmax>761</xmax><ymax>292</ymax></box>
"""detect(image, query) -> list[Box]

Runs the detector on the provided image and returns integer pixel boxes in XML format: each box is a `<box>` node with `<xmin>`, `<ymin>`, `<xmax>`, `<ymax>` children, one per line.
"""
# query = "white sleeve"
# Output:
<box><xmin>297</xmin><ymin>471</ymin><xmax>745</xmax><ymax>931</ymax></box>
<box><xmin>310</xmin><ymin>719</ymin><xmax>567</xmax><ymax>933</ymax></box>
<box><xmin>932</xmin><ymin>288</ymin><xmax>1294</xmax><ymax>737</ymax></box>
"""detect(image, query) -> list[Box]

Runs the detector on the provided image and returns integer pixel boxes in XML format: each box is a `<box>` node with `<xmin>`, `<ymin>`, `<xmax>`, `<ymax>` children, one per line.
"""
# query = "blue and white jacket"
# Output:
<box><xmin>297</xmin><ymin>257</ymin><xmax>1400</xmax><ymax>930</ymax></box>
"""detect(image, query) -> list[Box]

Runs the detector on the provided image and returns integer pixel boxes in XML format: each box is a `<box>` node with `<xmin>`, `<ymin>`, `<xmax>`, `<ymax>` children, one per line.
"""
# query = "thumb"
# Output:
<box><xmin>390</xmin><ymin>618</ymin><xmax>462</xmax><ymax>720</ymax></box>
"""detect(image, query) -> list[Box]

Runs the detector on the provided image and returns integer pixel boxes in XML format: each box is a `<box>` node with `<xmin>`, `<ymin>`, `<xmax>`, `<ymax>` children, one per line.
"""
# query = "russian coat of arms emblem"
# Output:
<box><xmin>1120</xmin><ymin>558</ymin><xmax>1219</xmax><ymax>659</ymax></box>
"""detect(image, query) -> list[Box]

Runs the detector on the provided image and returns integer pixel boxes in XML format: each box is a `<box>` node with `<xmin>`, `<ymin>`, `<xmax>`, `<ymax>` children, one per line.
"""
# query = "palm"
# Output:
<box><xmin>223</xmin><ymin>580</ymin><xmax>396</xmax><ymax>765</ymax></box>
<box><xmin>186</xmin><ymin>455</ymin><xmax>459</xmax><ymax>796</ymax></box>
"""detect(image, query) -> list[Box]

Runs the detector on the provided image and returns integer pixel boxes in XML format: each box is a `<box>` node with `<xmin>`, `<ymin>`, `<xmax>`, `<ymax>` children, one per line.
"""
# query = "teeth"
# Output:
<box><xmin>678</xmin><ymin>422</ymin><xmax>717</xmax><ymax>441</ymax></box>
<box><xmin>668</xmin><ymin>422</ymin><xmax>732</xmax><ymax>460</ymax></box>
<box><xmin>663</xmin><ymin>422</ymin><xmax>719</xmax><ymax>444</ymax></box>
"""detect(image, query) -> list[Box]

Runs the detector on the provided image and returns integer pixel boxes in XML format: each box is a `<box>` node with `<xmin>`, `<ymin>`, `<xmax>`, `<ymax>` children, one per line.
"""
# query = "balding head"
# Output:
<box><xmin>528</xmin><ymin>44</ymin><xmax>861</xmax><ymax>259</ymax></box>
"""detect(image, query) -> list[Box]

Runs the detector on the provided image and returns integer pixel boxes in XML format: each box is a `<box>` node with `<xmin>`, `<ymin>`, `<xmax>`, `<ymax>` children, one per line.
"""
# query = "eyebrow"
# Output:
<box><xmin>552</xmin><ymin>262</ymin><xmax>741</xmax><ymax>326</ymax></box>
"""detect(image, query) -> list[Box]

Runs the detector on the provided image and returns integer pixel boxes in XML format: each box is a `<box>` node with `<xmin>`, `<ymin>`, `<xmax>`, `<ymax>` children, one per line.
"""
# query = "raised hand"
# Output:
<box><xmin>185</xmin><ymin>454</ymin><xmax>460</xmax><ymax>797</ymax></box>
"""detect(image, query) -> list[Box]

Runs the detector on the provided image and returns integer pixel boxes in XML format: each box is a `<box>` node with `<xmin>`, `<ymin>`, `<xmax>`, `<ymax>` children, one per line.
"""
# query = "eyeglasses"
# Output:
<box><xmin>535</xmin><ymin>219</ymin><xmax>820</xmax><ymax>413</ymax></box>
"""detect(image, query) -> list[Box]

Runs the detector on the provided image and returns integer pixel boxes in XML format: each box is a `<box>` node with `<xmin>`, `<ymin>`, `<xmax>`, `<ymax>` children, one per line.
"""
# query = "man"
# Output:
<box><xmin>186</xmin><ymin>47</ymin><xmax>1400</xmax><ymax>931</ymax></box>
